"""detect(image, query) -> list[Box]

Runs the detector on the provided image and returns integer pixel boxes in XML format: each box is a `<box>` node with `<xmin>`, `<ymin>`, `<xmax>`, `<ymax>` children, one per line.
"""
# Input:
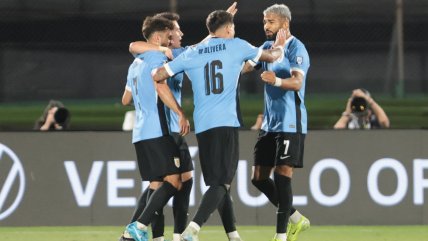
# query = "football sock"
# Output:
<box><xmin>252</xmin><ymin>178</ymin><xmax>278</xmax><ymax>207</ymax></box>
<box><xmin>130</xmin><ymin>188</ymin><xmax>151</xmax><ymax>222</ymax></box>
<box><xmin>151</xmin><ymin>207</ymin><xmax>165</xmax><ymax>238</ymax></box>
<box><xmin>137</xmin><ymin>182</ymin><xmax>178</xmax><ymax>225</ymax></box>
<box><xmin>274</xmin><ymin>233</ymin><xmax>287</xmax><ymax>241</ymax></box>
<box><xmin>290</xmin><ymin>207</ymin><xmax>297</xmax><ymax>217</ymax></box>
<box><xmin>289</xmin><ymin>209</ymin><xmax>303</xmax><ymax>224</ymax></box>
<box><xmin>227</xmin><ymin>231</ymin><xmax>241</xmax><ymax>240</ymax></box>
<box><xmin>274</xmin><ymin>173</ymin><xmax>292</xmax><ymax>233</ymax></box>
<box><xmin>172</xmin><ymin>233</ymin><xmax>181</xmax><ymax>241</ymax></box>
<box><xmin>218</xmin><ymin>190</ymin><xmax>237</xmax><ymax>233</ymax></box>
<box><xmin>173</xmin><ymin>178</ymin><xmax>193</xmax><ymax>234</ymax></box>
<box><xmin>193</xmin><ymin>185</ymin><xmax>227</xmax><ymax>227</ymax></box>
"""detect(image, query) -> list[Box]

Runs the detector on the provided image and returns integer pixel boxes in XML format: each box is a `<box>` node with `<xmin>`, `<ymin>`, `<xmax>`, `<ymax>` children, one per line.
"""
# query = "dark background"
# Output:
<box><xmin>0</xmin><ymin>0</ymin><xmax>427</xmax><ymax>102</ymax></box>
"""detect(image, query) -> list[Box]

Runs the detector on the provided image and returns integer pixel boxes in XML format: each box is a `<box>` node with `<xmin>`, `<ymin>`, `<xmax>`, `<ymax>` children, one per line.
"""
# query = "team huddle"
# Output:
<box><xmin>121</xmin><ymin>2</ymin><xmax>310</xmax><ymax>241</ymax></box>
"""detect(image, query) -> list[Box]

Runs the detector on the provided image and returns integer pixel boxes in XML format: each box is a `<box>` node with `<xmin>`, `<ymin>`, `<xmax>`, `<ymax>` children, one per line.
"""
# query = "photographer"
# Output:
<box><xmin>34</xmin><ymin>100</ymin><xmax>71</xmax><ymax>131</ymax></box>
<box><xmin>334</xmin><ymin>89</ymin><xmax>390</xmax><ymax>129</ymax></box>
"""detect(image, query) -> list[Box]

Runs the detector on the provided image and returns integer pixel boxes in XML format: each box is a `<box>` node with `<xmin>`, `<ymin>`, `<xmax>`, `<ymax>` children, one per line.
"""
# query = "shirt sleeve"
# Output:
<box><xmin>236</xmin><ymin>38</ymin><xmax>263</xmax><ymax>64</ymax></box>
<box><xmin>248</xmin><ymin>43</ymin><xmax>267</xmax><ymax>69</ymax></box>
<box><xmin>289</xmin><ymin>43</ymin><xmax>310</xmax><ymax>76</ymax></box>
<box><xmin>164</xmin><ymin>47</ymin><xmax>194</xmax><ymax>76</ymax></box>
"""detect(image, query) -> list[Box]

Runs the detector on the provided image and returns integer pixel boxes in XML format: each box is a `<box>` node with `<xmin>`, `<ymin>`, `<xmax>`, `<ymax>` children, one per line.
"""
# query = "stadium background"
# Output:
<box><xmin>0</xmin><ymin>0</ymin><xmax>427</xmax><ymax>102</ymax></box>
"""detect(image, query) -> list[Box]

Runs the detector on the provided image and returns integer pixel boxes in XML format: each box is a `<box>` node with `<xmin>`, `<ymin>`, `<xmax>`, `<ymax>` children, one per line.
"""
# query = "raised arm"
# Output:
<box><xmin>129</xmin><ymin>41</ymin><xmax>173</xmax><ymax>59</ymax></box>
<box><xmin>258</xmin><ymin>29</ymin><xmax>286</xmax><ymax>63</ymax></box>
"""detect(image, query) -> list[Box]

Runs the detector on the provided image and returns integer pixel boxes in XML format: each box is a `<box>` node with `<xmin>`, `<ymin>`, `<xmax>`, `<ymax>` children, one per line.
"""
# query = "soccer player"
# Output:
<box><xmin>121</xmin><ymin>16</ymin><xmax>190</xmax><ymax>241</ymax></box>
<box><xmin>243</xmin><ymin>4</ymin><xmax>311</xmax><ymax>241</ymax></box>
<box><xmin>125</xmin><ymin>12</ymin><xmax>194</xmax><ymax>241</ymax></box>
<box><xmin>152</xmin><ymin>10</ymin><xmax>285</xmax><ymax>241</ymax></box>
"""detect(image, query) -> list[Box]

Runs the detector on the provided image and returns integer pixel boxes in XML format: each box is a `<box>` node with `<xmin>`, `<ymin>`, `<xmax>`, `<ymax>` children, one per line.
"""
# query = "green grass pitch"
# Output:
<box><xmin>1</xmin><ymin>225</ymin><xmax>428</xmax><ymax>241</ymax></box>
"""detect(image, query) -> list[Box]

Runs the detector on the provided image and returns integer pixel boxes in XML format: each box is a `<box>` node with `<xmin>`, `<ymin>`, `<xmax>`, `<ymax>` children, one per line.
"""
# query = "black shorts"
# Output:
<box><xmin>196</xmin><ymin>127</ymin><xmax>239</xmax><ymax>186</ymax></box>
<box><xmin>170</xmin><ymin>132</ymin><xmax>194</xmax><ymax>173</ymax></box>
<box><xmin>254</xmin><ymin>131</ymin><xmax>305</xmax><ymax>168</ymax></box>
<box><xmin>134</xmin><ymin>135</ymin><xmax>181</xmax><ymax>182</ymax></box>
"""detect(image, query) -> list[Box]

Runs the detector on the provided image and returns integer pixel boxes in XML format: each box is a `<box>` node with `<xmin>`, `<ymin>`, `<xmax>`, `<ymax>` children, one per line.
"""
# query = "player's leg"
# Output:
<box><xmin>120</xmin><ymin>187</ymin><xmax>150</xmax><ymax>241</ymax></box>
<box><xmin>181</xmin><ymin>127</ymin><xmax>239</xmax><ymax>241</ymax></box>
<box><xmin>287</xmin><ymin>210</ymin><xmax>310</xmax><ymax>241</ymax></box>
<box><xmin>126</xmin><ymin>136</ymin><xmax>182</xmax><ymax>241</ymax></box>
<box><xmin>252</xmin><ymin>131</ymin><xmax>278</xmax><ymax>206</ymax></box>
<box><xmin>252</xmin><ymin>166</ymin><xmax>277</xmax><ymax>205</ymax></box>
<box><xmin>129</xmin><ymin>174</ymin><xmax>180</xmax><ymax>241</ymax></box>
<box><xmin>285</xmin><ymin>133</ymin><xmax>309</xmax><ymax>241</ymax></box>
<box><xmin>272</xmin><ymin>165</ymin><xmax>293</xmax><ymax>241</ymax></box>
<box><xmin>146</xmin><ymin>182</ymin><xmax>166</xmax><ymax>241</ymax></box>
<box><xmin>217</xmin><ymin>188</ymin><xmax>243</xmax><ymax>241</ymax></box>
<box><xmin>170</xmin><ymin>133</ymin><xmax>194</xmax><ymax>241</ymax></box>
<box><xmin>172</xmin><ymin>171</ymin><xmax>193</xmax><ymax>241</ymax></box>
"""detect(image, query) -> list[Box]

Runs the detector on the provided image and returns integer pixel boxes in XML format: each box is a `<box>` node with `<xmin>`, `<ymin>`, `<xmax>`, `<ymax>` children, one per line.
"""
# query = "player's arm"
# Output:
<box><xmin>154</xmin><ymin>77</ymin><xmax>190</xmax><ymax>136</ymax></box>
<box><xmin>152</xmin><ymin>65</ymin><xmax>190</xmax><ymax>135</ymax></box>
<box><xmin>258</xmin><ymin>29</ymin><xmax>286</xmax><ymax>63</ymax></box>
<box><xmin>241</xmin><ymin>61</ymin><xmax>255</xmax><ymax>74</ymax></box>
<box><xmin>260</xmin><ymin>69</ymin><xmax>303</xmax><ymax>91</ymax></box>
<box><xmin>129</xmin><ymin>42</ymin><xmax>173</xmax><ymax>59</ymax></box>
<box><xmin>122</xmin><ymin>88</ymin><xmax>133</xmax><ymax>106</ymax></box>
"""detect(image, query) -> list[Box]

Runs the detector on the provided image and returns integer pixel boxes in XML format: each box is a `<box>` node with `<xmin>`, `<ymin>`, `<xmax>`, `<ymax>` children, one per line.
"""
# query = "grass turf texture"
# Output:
<box><xmin>1</xmin><ymin>225</ymin><xmax>428</xmax><ymax>241</ymax></box>
<box><xmin>0</xmin><ymin>94</ymin><xmax>427</xmax><ymax>131</ymax></box>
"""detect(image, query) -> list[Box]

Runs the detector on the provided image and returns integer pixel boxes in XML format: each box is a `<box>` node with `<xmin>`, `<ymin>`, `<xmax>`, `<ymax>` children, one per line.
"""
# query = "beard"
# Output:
<box><xmin>265</xmin><ymin>31</ymin><xmax>277</xmax><ymax>41</ymax></box>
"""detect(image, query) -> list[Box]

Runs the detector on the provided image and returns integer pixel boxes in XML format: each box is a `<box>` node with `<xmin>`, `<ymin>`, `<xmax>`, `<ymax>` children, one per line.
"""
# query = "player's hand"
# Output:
<box><xmin>160</xmin><ymin>46</ymin><xmax>174</xmax><ymax>60</ymax></box>
<box><xmin>273</xmin><ymin>29</ymin><xmax>286</xmax><ymax>48</ymax></box>
<box><xmin>260</xmin><ymin>71</ymin><xmax>276</xmax><ymax>85</ymax></box>
<box><xmin>178</xmin><ymin>114</ymin><xmax>190</xmax><ymax>136</ymax></box>
<box><xmin>226</xmin><ymin>2</ymin><xmax>238</xmax><ymax>16</ymax></box>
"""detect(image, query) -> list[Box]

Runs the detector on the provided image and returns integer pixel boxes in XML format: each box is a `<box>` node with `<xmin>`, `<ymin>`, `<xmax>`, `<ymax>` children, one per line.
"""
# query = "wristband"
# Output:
<box><xmin>274</xmin><ymin>77</ymin><xmax>282</xmax><ymax>87</ymax></box>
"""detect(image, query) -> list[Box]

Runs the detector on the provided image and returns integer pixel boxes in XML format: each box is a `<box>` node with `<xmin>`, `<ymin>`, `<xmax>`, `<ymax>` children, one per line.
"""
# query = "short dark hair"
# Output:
<box><xmin>206</xmin><ymin>10</ymin><xmax>234</xmax><ymax>33</ymax></box>
<box><xmin>154</xmin><ymin>12</ymin><xmax>180</xmax><ymax>22</ymax></box>
<box><xmin>142</xmin><ymin>16</ymin><xmax>174</xmax><ymax>40</ymax></box>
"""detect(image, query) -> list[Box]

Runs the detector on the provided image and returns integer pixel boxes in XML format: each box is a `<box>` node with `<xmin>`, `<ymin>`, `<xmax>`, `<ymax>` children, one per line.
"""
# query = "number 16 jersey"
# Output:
<box><xmin>164</xmin><ymin>37</ymin><xmax>262</xmax><ymax>134</ymax></box>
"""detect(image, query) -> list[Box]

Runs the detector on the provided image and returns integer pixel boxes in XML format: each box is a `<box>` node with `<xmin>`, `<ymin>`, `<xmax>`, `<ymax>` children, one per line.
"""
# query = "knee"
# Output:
<box><xmin>164</xmin><ymin>174</ymin><xmax>182</xmax><ymax>190</ymax></box>
<box><xmin>181</xmin><ymin>171</ymin><xmax>193</xmax><ymax>182</ymax></box>
<box><xmin>274</xmin><ymin>165</ymin><xmax>293</xmax><ymax>178</ymax></box>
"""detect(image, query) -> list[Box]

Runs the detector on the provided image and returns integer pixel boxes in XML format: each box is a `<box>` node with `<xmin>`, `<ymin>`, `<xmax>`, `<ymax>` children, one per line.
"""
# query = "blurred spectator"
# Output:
<box><xmin>334</xmin><ymin>88</ymin><xmax>390</xmax><ymax>129</ymax></box>
<box><xmin>34</xmin><ymin>100</ymin><xmax>70</xmax><ymax>131</ymax></box>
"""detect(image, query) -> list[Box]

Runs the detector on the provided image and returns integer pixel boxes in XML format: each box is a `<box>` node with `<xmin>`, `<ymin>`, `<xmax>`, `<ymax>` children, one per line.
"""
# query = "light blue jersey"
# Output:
<box><xmin>165</xmin><ymin>37</ymin><xmax>262</xmax><ymax>134</ymax></box>
<box><xmin>258</xmin><ymin>36</ymin><xmax>310</xmax><ymax>134</ymax></box>
<box><xmin>125</xmin><ymin>51</ymin><xmax>169</xmax><ymax>143</ymax></box>
<box><xmin>165</xmin><ymin>47</ymin><xmax>187</xmax><ymax>133</ymax></box>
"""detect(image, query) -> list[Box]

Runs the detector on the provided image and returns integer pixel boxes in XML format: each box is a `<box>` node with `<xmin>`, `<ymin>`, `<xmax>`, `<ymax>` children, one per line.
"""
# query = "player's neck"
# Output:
<box><xmin>147</xmin><ymin>38</ymin><xmax>161</xmax><ymax>47</ymax></box>
<box><xmin>211</xmin><ymin>30</ymin><xmax>232</xmax><ymax>39</ymax></box>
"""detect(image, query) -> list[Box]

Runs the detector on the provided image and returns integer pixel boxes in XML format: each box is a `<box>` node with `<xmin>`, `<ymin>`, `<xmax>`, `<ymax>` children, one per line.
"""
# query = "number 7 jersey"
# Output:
<box><xmin>164</xmin><ymin>37</ymin><xmax>262</xmax><ymax>134</ymax></box>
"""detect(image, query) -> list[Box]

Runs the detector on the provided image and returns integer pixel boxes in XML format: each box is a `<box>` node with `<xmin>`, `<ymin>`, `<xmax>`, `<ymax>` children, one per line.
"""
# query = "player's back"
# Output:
<box><xmin>127</xmin><ymin>51</ymin><xmax>168</xmax><ymax>142</ymax></box>
<box><xmin>166</xmin><ymin>37</ymin><xmax>261</xmax><ymax>133</ymax></box>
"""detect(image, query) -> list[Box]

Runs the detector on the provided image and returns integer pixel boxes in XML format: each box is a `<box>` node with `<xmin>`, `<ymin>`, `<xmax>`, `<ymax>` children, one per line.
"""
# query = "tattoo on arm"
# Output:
<box><xmin>153</xmin><ymin>67</ymin><xmax>170</xmax><ymax>82</ymax></box>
